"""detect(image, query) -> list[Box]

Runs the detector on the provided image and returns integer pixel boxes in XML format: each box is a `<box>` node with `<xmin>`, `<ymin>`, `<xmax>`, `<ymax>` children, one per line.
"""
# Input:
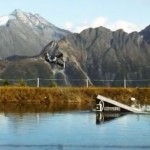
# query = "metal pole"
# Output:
<box><xmin>86</xmin><ymin>78</ymin><xmax>89</xmax><ymax>88</ymax></box>
<box><xmin>37</xmin><ymin>78</ymin><xmax>40</xmax><ymax>87</ymax></box>
<box><xmin>124</xmin><ymin>77</ymin><xmax>126</xmax><ymax>88</ymax></box>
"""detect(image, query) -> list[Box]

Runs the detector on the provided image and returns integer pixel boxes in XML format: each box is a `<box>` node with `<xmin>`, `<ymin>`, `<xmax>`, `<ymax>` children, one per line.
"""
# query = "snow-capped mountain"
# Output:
<box><xmin>0</xmin><ymin>9</ymin><xmax>55</xmax><ymax>28</ymax></box>
<box><xmin>11</xmin><ymin>9</ymin><xmax>56</xmax><ymax>29</ymax></box>
<box><xmin>0</xmin><ymin>15</ymin><xmax>16</xmax><ymax>26</ymax></box>
<box><xmin>0</xmin><ymin>9</ymin><xmax>70</xmax><ymax>59</ymax></box>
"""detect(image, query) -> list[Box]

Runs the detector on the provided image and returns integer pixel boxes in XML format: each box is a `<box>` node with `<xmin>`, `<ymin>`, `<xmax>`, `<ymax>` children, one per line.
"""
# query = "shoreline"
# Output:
<box><xmin>0</xmin><ymin>87</ymin><xmax>150</xmax><ymax>112</ymax></box>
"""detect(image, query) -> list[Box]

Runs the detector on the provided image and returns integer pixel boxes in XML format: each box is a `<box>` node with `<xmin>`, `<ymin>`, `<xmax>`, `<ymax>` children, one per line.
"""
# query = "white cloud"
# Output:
<box><xmin>75</xmin><ymin>25</ymin><xmax>89</xmax><ymax>33</ymax></box>
<box><xmin>91</xmin><ymin>17</ymin><xmax>107</xmax><ymax>28</ymax></box>
<box><xmin>109</xmin><ymin>20</ymin><xmax>141</xmax><ymax>33</ymax></box>
<box><xmin>75</xmin><ymin>17</ymin><xmax>107</xmax><ymax>33</ymax></box>
<box><xmin>64</xmin><ymin>21</ymin><xmax>73</xmax><ymax>30</ymax></box>
<box><xmin>63</xmin><ymin>17</ymin><xmax>143</xmax><ymax>33</ymax></box>
<box><xmin>64</xmin><ymin>17</ymin><xmax>107</xmax><ymax>33</ymax></box>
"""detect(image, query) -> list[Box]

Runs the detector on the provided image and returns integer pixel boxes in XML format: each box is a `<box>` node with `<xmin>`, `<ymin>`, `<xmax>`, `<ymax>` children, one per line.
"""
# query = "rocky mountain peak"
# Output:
<box><xmin>0</xmin><ymin>9</ymin><xmax>70</xmax><ymax>59</ymax></box>
<box><xmin>10</xmin><ymin>9</ymin><xmax>55</xmax><ymax>29</ymax></box>
<box><xmin>11</xmin><ymin>9</ymin><xmax>24</xmax><ymax>16</ymax></box>
<box><xmin>140</xmin><ymin>24</ymin><xmax>150</xmax><ymax>43</ymax></box>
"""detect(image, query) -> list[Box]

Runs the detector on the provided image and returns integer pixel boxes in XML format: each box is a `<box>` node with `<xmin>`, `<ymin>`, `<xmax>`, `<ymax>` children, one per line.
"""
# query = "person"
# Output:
<box><xmin>44</xmin><ymin>52</ymin><xmax>56</xmax><ymax>63</ymax></box>
<box><xmin>44</xmin><ymin>52</ymin><xmax>65</xmax><ymax>68</ymax></box>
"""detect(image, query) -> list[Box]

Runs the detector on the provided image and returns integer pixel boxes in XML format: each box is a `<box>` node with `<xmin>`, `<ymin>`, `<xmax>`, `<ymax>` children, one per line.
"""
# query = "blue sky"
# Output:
<box><xmin>0</xmin><ymin>0</ymin><xmax>150</xmax><ymax>33</ymax></box>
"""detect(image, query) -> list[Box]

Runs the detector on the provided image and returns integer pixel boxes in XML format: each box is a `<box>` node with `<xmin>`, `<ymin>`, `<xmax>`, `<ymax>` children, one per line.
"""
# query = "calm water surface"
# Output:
<box><xmin>0</xmin><ymin>111</ymin><xmax>150</xmax><ymax>150</ymax></box>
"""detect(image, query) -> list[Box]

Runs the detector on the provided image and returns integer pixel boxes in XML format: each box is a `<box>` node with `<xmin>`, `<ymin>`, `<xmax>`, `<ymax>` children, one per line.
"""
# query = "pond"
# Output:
<box><xmin>0</xmin><ymin>111</ymin><xmax>150</xmax><ymax>150</ymax></box>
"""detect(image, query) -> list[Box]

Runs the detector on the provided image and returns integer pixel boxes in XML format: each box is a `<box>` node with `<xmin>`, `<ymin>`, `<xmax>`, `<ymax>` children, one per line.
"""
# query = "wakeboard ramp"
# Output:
<box><xmin>96</xmin><ymin>95</ymin><xmax>148</xmax><ymax>114</ymax></box>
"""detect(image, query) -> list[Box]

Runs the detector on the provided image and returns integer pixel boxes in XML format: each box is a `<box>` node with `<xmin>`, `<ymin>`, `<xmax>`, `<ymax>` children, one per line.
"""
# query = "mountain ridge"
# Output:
<box><xmin>0</xmin><ymin>9</ymin><xmax>71</xmax><ymax>59</ymax></box>
<box><xmin>0</xmin><ymin>10</ymin><xmax>150</xmax><ymax>87</ymax></box>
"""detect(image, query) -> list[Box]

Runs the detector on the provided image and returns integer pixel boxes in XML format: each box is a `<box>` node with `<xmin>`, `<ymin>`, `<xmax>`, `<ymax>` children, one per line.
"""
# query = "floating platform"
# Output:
<box><xmin>96</xmin><ymin>95</ymin><xmax>145</xmax><ymax>114</ymax></box>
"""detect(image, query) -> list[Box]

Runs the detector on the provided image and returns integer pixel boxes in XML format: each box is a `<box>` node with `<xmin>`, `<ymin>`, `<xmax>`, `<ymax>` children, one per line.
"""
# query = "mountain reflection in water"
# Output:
<box><xmin>0</xmin><ymin>111</ymin><xmax>150</xmax><ymax>150</ymax></box>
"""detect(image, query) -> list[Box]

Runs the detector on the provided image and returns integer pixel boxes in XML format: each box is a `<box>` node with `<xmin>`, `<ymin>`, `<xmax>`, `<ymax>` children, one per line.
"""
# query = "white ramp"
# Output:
<box><xmin>97</xmin><ymin>95</ymin><xmax>143</xmax><ymax>113</ymax></box>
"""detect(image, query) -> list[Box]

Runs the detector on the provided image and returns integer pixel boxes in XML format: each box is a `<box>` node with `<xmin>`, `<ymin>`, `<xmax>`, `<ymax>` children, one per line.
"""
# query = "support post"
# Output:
<box><xmin>37</xmin><ymin>78</ymin><xmax>40</xmax><ymax>87</ymax></box>
<box><xmin>124</xmin><ymin>77</ymin><xmax>126</xmax><ymax>88</ymax></box>
<box><xmin>86</xmin><ymin>78</ymin><xmax>89</xmax><ymax>88</ymax></box>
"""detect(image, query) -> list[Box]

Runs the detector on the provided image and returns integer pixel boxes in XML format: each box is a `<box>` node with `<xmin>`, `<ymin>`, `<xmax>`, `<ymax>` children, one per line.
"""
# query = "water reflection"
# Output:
<box><xmin>96</xmin><ymin>112</ymin><xmax>126</xmax><ymax>124</ymax></box>
<box><xmin>0</xmin><ymin>111</ymin><xmax>150</xmax><ymax>150</ymax></box>
<box><xmin>0</xmin><ymin>103</ymin><xmax>90</xmax><ymax>113</ymax></box>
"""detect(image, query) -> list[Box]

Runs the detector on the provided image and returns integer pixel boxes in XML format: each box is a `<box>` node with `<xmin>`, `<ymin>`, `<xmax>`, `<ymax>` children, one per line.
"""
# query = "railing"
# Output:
<box><xmin>0</xmin><ymin>78</ymin><xmax>150</xmax><ymax>88</ymax></box>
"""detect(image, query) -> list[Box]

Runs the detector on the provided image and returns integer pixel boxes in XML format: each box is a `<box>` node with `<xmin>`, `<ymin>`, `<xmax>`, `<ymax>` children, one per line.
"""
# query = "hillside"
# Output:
<box><xmin>0</xmin><ymin>10</ymin><xmax>150</xmax><ymax>87</ymax></box>
<box><xmin>0</xmin><ymin>9</ymin><xmax>70</xmax><ymax>59</ymax></box>
<box><xmin>57</xmin><ymin>27</ymin><xmax>150</xmax><ymax>86</ymax></box>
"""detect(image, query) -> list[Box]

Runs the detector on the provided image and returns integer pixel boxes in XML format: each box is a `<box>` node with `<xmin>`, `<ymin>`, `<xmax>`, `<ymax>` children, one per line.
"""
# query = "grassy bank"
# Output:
<box><xmin>0</xmin><ymin>87</ymin><xmax>150</xmax><ymax>112</ymax></box>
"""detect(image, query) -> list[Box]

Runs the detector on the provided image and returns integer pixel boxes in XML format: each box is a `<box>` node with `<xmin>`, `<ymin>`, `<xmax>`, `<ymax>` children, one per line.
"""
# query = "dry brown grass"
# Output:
<box><xmin>0</xmin><ymin>86</ymin><xmax>150</xmax><ymax>112</ymax></box>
